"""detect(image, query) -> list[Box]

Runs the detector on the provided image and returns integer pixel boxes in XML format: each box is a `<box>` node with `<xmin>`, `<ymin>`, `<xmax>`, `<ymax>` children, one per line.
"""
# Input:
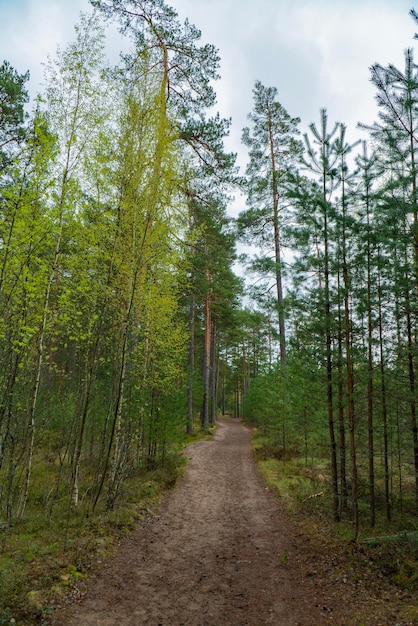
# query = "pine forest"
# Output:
<box><xmin>1</xmin><ymin>1</ymin><xmax>418</xmax><ymax>622</ymax></box>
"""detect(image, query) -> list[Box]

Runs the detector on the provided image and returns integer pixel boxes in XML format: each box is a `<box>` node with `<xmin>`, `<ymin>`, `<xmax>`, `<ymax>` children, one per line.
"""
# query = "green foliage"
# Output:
<box><xmin>0</xmin><ymin>59</ymin><xmax>29</xmax><ymax>169</ymax></box>
<box><xmin>3</xmin><ymin>2</ymin><xmax>418</xmax><ymax>615</ymax></box>
<box><xmin>242</xmin><ymin>42</ymin><xmax>418</xmax><ymax>536</ymax></box>
<box><xmin>0</xmin><ymin>1</ymin><xmax>234</xmax><ymax>523</ymax></box>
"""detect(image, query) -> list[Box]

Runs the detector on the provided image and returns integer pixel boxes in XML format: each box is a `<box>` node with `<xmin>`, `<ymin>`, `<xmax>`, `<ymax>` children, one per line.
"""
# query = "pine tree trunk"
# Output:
<box><xmin>187</xmin><ymin>293</ymin><xmax>195</xmax><ymax>435</ymax></box>
<box><xmin>408</xmin><ymin>116</ymin><xmax>418</xmax><ymax>509</ymax></box>
<box><xmin>405</xmin><ymin>297</ymin><xmax>418</xmax><ymax>507</ymax></box>
<box><xmin>365</xmin><ymin>184</ymin><xmax>376</xmax><ymax>528</ymax></box>
<box><xmin>378</xmin><ymin>268</ymin><xmax>391</xmax><ymax>521</ymax></box>
<box><xmin>337</xmin><ymin>298</ymin><xmax>348</xmax><ymax>514</ymax></box>
<box><xmin>324</xmin><ymin>205</ymin><xmax>339</xmax><ymax>522</ymax></box>
<box><xmin>201</xmin><ymin>289</ymin><xmax>211</xmax><ymax>431</ymax></box>
<box><xmin>209</xmin><ymin>322</ymin><xmax>217</xmax><ymax>426</ymax></box>
<box><xmin>268</xmin><ymin>122</ymin><xmax>286</xmax><ymax>365</ymax></box>
<box><xmin>343</xmin><ymin>262</ymin><xmax>358</xmax><ymax>540</ymax></box>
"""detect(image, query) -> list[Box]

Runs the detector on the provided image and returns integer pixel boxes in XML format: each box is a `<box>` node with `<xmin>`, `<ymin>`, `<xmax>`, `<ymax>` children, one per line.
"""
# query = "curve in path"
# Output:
<box><xmin>51</xmin><ymin>418</ymin><xmax>333</xmax><ymax>625</ymax></box>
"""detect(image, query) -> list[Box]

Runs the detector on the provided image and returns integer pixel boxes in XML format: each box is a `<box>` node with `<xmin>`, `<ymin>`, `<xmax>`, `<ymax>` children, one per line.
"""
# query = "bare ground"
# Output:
<box><xmin>48</xmin><ymin>418</ymin><xmax>415</xmax><ymax>626</ymax></box>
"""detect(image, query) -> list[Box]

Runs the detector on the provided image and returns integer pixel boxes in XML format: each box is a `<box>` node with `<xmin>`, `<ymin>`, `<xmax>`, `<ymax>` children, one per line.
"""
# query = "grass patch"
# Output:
<box><xmin>252</xmin><ymin>429</ymin><xmax>330</xmax><ymax>512</ymax></box>
<box><xmin>251</xmin><ymin>427</ymin><xmax>418</xmax><ymax>599</ymax></box>
<box><xmin>257</xmin><ymin>457</ymin><xmax>319</xmax><ymax>509</ymax></box>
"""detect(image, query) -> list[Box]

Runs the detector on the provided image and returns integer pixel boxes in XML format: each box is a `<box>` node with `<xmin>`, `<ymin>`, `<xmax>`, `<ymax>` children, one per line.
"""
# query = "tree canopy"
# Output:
<box><xmin>1</xmin><ymin>0</ymin><xmax>418</xmax><ymax>551</ymax></box>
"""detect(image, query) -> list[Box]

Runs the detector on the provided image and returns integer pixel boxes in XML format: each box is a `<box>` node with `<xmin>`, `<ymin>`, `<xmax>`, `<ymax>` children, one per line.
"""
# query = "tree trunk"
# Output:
<box><xmin>268</xmin><ymin>119</ymin><xmax>286</xmax><ymax>365</ymax></box>
<box><xmin>365</xmin><ymin>179</ymin><xmax>375</xmax><ymax>528</ymax></box>
<box><xmin>343</xmin><ymin>262</ymin><xmax>358</xmax><ymax>540</ymax></box>
<box><xmin>337</xmin><ymin>291</ymin><xmax>348</xmax><ymax>515</ymax></box>
<box><xmin>405</xmin><ymin>294</ymin><xmax>418</xmax><ymax>507</ymax></box>
<box><xmin>324</xmin><ymin>204</ymin><xmax>339</xmax><ymax>522</ymax></box>
<box><xmin>377</xmin><ymin>265</ymin><xmax>391</xmax><ymax>521</ymax></box>
<box><xmin>209</xmin><ymin>322</ymin><xmax>217</xmax><ymax>426</ymax></box>
<box><xmin>187</xmin><ymin>293</ymin><xmax>195</xmax><ymax>435</ymax></box>
<box><xmin>201</xmin><ymin>288</ymin><xmax>211</xmax><ymax>431</ymax></box>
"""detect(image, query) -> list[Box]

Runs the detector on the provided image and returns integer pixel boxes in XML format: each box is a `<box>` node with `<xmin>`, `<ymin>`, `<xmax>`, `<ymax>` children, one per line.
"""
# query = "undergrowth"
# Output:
<box><xmin>0</xmin><ymin>422</ymin><xmax>212</xmax><ymax>625</ymax></box>
<box><xmin>251</xmin><ymin>427</ymin><xmax>418</xmax><ymax>602</ymax></box>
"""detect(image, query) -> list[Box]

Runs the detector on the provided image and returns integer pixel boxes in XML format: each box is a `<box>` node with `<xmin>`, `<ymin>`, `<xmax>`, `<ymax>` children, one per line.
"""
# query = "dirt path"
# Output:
<box><xmin>50</xmin><ymin>418</ymin><xmax>343</xmax><ymax>625</ymax></box>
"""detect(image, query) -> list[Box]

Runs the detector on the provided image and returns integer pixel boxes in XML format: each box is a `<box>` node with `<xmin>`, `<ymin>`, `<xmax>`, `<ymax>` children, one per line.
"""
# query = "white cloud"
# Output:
<box><xmin>0</xmin><ymin>0</ymin><xmax>87</xmax><ymax>92</ymax></box>
<box><xmin>0</xmin><ymin>0</ymin><xmax>417</xmax><ymax>152</ymax></box>
<box><xmin>278</xmin><ymin>0</ymin><xmax>415</xmax><ymax>130</ymax></box>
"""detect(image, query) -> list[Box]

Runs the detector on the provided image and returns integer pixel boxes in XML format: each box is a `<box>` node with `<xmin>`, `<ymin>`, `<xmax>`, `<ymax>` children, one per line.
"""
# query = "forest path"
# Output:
<box><xmin>50</xmin><ymin>418</ymin><xmax>340</xmax><ymax>625</ymax></box>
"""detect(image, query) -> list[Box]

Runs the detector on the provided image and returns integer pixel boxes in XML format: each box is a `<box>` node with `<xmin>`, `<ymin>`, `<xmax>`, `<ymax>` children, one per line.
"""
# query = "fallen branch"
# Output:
<box><xmin>303</xmin><ymin>491</ymin><xmax>324</xmax><ymax>502</ymax></box>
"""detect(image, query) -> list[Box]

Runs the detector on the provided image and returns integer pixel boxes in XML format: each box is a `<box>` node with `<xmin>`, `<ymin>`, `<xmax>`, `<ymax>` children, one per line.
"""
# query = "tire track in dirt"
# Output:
<box><xmin>50</xmin><ymin>418</ymin><xmax>336</xmax><ymax>625</ymax></box>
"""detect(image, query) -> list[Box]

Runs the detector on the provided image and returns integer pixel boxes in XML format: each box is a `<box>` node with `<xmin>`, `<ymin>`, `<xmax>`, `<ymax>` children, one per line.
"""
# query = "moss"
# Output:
<box><xmin>26</xmin><ymin>590</ymin><xmax>44</xmax><ymax>612</ymax></box>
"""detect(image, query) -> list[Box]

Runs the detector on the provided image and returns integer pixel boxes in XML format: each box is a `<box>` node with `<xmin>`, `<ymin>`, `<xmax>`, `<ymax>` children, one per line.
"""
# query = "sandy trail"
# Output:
<box><xmin>51</xmin><ymin>418</ymin><xmax>335</xmax><ymax>625</ymax></box>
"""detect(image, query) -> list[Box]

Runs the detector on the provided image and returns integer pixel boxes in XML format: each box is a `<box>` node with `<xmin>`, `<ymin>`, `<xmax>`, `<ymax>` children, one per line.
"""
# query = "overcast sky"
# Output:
<box><xmin>0</xmin><ymin>0</ymin><xmax>417</xmax><ymax>171</ymax></box>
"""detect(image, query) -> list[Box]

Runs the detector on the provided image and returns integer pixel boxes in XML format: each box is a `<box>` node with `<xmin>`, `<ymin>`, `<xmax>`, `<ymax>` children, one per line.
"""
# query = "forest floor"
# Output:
<box><xmin>48</xmin><ymin>418</ymin><xmax>417</xmax><ymax>626</ymax></box>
